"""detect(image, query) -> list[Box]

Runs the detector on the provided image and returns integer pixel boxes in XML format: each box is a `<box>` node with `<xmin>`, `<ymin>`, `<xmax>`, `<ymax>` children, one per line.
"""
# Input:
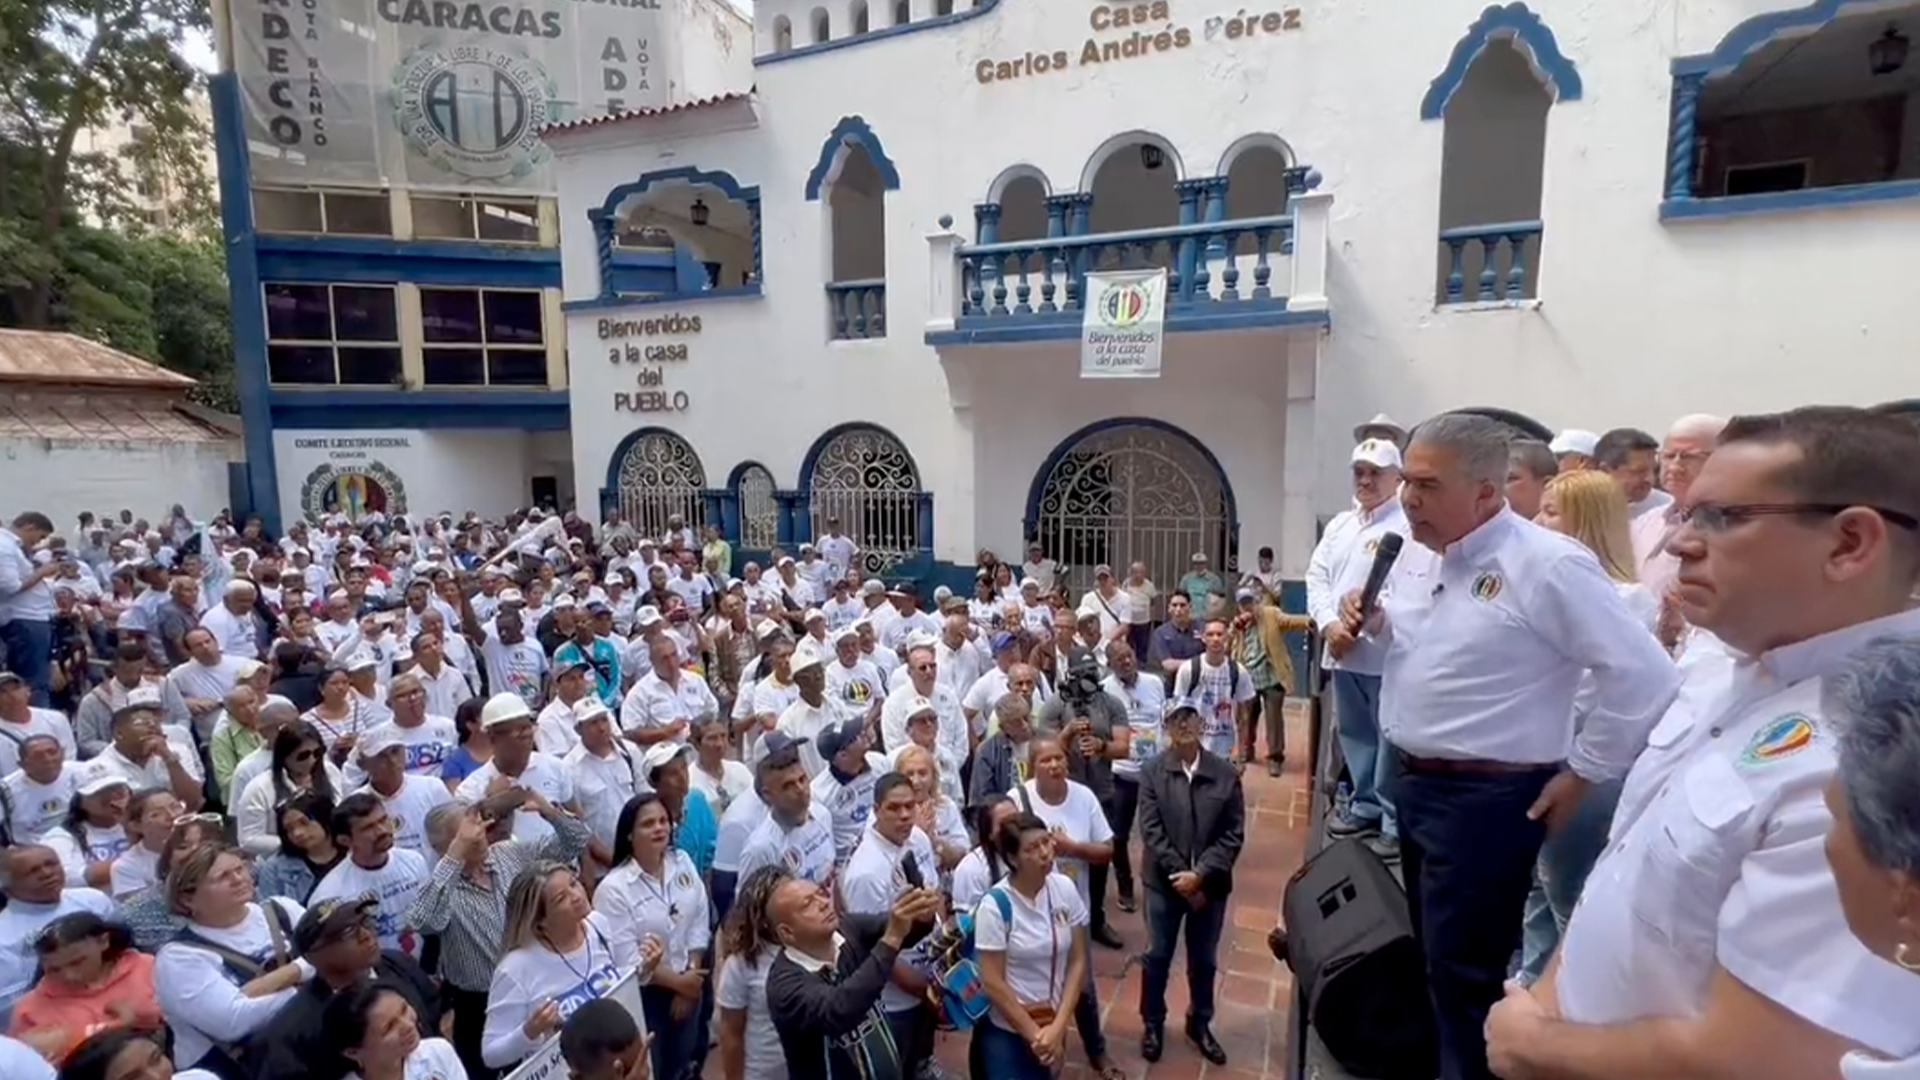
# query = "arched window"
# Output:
<box><xmin>1029</xmin><ymin>420</ymin><xmax>1233</xmax><ymax>599</ymax></box>
<box><xmin>612</xmin><ymin>430</ymin><xmax>707</xmax><ymax>535</ymax></box>
<box><xmin>732</xmin><ymin>463</ymin><xmax>779</xmax><ymax>549</ymax></box>
<box><xmin>1084</xmin><ymin>136</ymin><xmax>1181</xmax><ymax>276</ymax></box>
<box><xmin>773</xmin><ymin>14</ymin><xmax>793</xmax><ymax>52</ymax></box>
<box><xmin>1222</xmin><ymin>141</ymin><xmax>1290</xmax><ymax>256</ymax></box>
<box><xmin>893</xmin><ymin>0</ymin><xmax>910</xmax><ymax>26</ymax></box>
<box><xmin>826</xmin><ymin>142</ymin><xmax>888</xmax><ymax>338</ymax></box>
<box><xmin>811</xmin><ymin>6</ymin><xmax>831</xmax><ymax>42</ymax></box>
<box><xmin>1435</xmin><ymin>39</ymin><xmax>1550</xmax><ymax>304</ymax></box>
<box><xmin>805</xmin><ymin>426</ymin><xmax>923</xmax><ymax>575</ymax></box>
<box><xmin>852</xmin><ymin>0</ymin><xmax>869</xmax><ymax>34</ymax></box>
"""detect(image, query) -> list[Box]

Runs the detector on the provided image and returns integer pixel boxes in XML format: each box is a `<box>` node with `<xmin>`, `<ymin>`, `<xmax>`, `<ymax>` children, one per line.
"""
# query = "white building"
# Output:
<box><xmin>549</xmin><ymin>0</ymin><xmax>1920</xmax><ymax>595</ymax></box>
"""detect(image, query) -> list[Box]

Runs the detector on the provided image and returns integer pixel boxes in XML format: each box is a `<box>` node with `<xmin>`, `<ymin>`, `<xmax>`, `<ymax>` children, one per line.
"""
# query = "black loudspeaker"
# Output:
<box><xmin>1281</xmin><ymin>838</ymin><xmax>1439</xmax><ymax>1080</ymax></box>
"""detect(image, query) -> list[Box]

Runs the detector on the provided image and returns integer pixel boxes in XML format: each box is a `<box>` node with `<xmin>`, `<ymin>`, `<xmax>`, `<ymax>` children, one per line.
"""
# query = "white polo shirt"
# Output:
<box><xmin>620</xmin><ymin>668</ymin><xmax>720</xmax><ymax>742</ymax></box>
<box><xmin>971</xmin><ymin>872</ymin><xmax>1086</xmax><ymax>1031</ymax></box>
<box><xmin>593</xmin><ymin>848</ymin><xmax>712</xmax><ymax>977</ymax></box>
<box><xmin>1303</xmin><ymin>496</ymin><xmax>1411</xmax><ymax>675</ymax></box>
<box><xmin>1554</xmin><ymin>610</ymin><xmax>1920</xmax><ymax>1057</ymax></box>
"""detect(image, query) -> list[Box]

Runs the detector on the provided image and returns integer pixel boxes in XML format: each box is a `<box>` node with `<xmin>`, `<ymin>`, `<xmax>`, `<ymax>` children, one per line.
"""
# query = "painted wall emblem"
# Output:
<box><xmin>300</xmin><ymin>461</ymin><xmax>410</xmax><ymax>522</ymax></box>
<box><xmin>391</xmin><ymin>42</ymin><xmax>557</xmax><ymax>183</ymax></box>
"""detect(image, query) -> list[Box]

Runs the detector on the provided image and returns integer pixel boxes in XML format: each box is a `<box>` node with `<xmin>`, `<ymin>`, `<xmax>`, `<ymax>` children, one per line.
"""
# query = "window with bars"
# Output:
<box><xmin>419</xmin><ymin>287</ymin><xmax>549</xmax><ymax>387</ymax></box>
<box><xmin>264</xmin><ymin>283</ymin><xmax>403</xmax><ymax>386</ymax></box>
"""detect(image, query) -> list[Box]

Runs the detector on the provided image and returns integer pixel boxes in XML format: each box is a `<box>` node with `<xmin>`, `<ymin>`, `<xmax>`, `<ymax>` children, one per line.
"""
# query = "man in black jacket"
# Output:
<box><xmin>761</xmin><ymin>867</ymin><xmax>943</xmax><ymax>1080</ymax></box>
<box><xmin>250</xmin><ymin>896</ymin><xmax>443</xmax><ymax>1080</ymax></box>
<box><xmin>1136</xmin><ymin>704</ymin><xmax>1246</xmax><ymax>1066</ymax></box>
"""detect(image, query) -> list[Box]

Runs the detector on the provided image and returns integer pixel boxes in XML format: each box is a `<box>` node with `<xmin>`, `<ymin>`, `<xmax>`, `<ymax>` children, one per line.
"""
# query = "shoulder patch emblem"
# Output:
<box><xmin>1740</xmin><ymin>714</ymin><xmax>1817</xmax><ymax>766</ymax></box>
<box><xmin>1364</xmin><ymin>538</ymin><xmax>1380</xmax><ymax>556</ymax></box>
<box><xmin>1470</xmin><ymin>572</ymin><xmax>1503</xmax><ymax>601</ymax></box>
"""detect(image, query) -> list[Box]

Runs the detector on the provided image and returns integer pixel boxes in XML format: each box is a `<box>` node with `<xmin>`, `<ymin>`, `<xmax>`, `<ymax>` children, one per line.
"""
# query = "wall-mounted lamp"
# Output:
<box><xmin>1870</xmin><ymin>25</ymin><xmax>1909</xmax><ymax>76</ymax></box>
<box><xmin>690</xmin><ymin>198</ymin><xmax>711</xmax><ymax>226</ymax></box>
<box><xmin>1139</xmin><ymin>144</ymin><xmax>1164</xmax><ymax>170</ymax></box>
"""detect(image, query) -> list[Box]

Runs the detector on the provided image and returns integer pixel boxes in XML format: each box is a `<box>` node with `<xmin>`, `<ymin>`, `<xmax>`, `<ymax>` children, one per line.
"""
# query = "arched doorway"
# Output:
<box><xmin>731</xmin><ymin>462</ymin><xmax>779</xmax><ymax>549</ymax></box>
<box><xmin>1027</xmin><ymin>420</ymin><xmax>1234</xmax><ymax>600</ymax></box>
<box><xmin>803</xmin><ymin>424</ymin><xmax>924</xmax><ymax>575</ymax></box>
<box><xmin>612</xmin><ymin>429</ymin><xmax>706</xmax><ymax>535</ymax></box>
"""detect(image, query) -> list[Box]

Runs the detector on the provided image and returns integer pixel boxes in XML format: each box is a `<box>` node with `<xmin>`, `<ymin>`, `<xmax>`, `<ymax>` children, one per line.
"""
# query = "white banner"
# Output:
<box><xmin>232</xmin><ymin>0</ymin><xmax>671</xmax><ymax>193</ymax></box>
<box><xmin>502</xmin><ymin>968</ymin><xmax>647</xmax><ymax>1080</ymax></box>
<box><xmin>1081</xmin><ymin>269</ymin><xmax>1168</xmax><ymax>379</ymax></box>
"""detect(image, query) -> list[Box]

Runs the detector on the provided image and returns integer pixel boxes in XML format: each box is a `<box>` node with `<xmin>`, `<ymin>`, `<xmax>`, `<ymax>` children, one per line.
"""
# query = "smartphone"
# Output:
<box><xmin>475</xmin><ymin>789</ymin><xmax>526</xmax><ymax>823</ymax></box>
<box><xmin>900</xmin><ymin>852</ymin><xmax>925</xmax><ymax>890</ymax></box>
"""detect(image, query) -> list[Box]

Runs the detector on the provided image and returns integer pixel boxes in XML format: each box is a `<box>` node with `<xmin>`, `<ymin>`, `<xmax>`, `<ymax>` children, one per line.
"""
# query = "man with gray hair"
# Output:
<box><xmin>1487</xmin><ymin>406</ymin><xmax>1920</xmax><ymax>1080</ymax></box>
<box><xmin>1342</xmin><ymin>410</ymin><xmax>1679</xmax><ymax>1080</ymax></box>
<box><xmin>1635</xmin><ymin>413</ymin><xmax>1727</xmax><ymax>599</ymax></box>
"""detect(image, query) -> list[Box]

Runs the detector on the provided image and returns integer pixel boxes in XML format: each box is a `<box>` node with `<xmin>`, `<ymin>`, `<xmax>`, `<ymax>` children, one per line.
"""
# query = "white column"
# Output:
<box><xmin>1289</xmin><ymin>191</ymin><xmax>1332</xmax><ymax>313</ymax></box>
<box><xmin>926</xmin><ymin>221</ymin><xmax>962</xmax><ymax>332</ymax></box>
<box><xmin>1279</xmin><ymin>332</ymin><xmax>1321</xmax><ymax>577</ymax></box>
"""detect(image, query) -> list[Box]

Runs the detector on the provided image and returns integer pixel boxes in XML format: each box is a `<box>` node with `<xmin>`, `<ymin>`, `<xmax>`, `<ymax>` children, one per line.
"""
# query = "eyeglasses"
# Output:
<box><xmin>911</xmin><ymin>663</ymin><xmax>935</xmax><ymax>673</ymax></box>
<box><xmin>1659</xmin><ymin>449</ymin><xmax>1712</xmax><ymax>466</ymax></box>
<box><xmin>1678</xmin><ymin>501</ymin><xmax>1920</xmax><ymax>534</ymax></box>
<box><xmin>173</xmin><ymin>812</ymin><xmax>223</xmax><ymax>828</ymax></box>
<box><xmin>290</xmin><ymin>749</ymin><xmax>318</xmax><ymax>763</ymax></box>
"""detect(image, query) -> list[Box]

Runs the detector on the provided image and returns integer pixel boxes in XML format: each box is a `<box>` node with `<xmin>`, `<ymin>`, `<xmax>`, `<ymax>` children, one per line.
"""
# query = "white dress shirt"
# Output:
<box><xmin>1375</xmin><ymin>509</ymin><xmax>1680</xmax><ymax>780</ymax></box>
<box><xmin>1304</xmin><ymin>496</ymin><xmax>1410</xmax><ymax>676</ymax></box>
<box><xmin>1554</xmin><ymin>608</ymin><xmax>1920</xmax><ymax>1058</ymax></box>
<box><xmin>619</xmin><ymin>668</ymin><xmax>719</xmax><ymax>741</ymax></box>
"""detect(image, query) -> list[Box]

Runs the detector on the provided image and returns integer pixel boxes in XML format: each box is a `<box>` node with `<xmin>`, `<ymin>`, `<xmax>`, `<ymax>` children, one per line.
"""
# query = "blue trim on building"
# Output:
<box><xmin>590</xmin><ymin>165</ymin><xmax>759</xmax><ymax>223</ymax></box>
<box><xmin>589</xmin><ymin>166</ymin><xmax>763</xmax><ymax>301</ymax></box>
<box><xmin>1672</xmin><ymin>0</ymin><xmax>1872</xmax><ymax>77</ymax></box>
<box><xmin>256</xmin><ymin>236</ymin><xmax>565</xmax><ymax>289</ymax></box>
<box><xmin>561</xmin><ymin>285</ymin><xmax>765</xmax><ymax>313</ymax></box>
<box><xmin>1420</xmin><ymin>3</ymin><xmax>1585</xmax><ymax>121</ymax></box>
<box><xmin>270</xmin><ymin>394</ymin><xmax>570</xmax><ymax>432</ymax></box>
<box><xmin>1020</xmin><ymin>417</ymin><xmax>1241</xmax><ymax>556</ymax></box>
<box><xmin>210</xmin><ymin>72</ymin><xmax>278</xmax><ymax>529</ymax></box>
<box><xmin>1660</xmin><ymin>179</ymin><xmax>1920</xmax><ymax>221</ymax></box>
<box><xmin>803</xmin><ymin>116</ymin><xmax>903</xmax><ymax>201</ymax></box>
<box><xmin>726</xmin><ymin>459</ymin><xmax>779</xmax><ymax>488</ymax></box>
<box><xmin>925</xmin><ymin>304</ymin><xmax>1330</xmax><ymax>347</ymax></box>
<box><xmin>756</xmin><ymin>0</ymin><xmax>1002</xmax><ymax>66</ymax></box>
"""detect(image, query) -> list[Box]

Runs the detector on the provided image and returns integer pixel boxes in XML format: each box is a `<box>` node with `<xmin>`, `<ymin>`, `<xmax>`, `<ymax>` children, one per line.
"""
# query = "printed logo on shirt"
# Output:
<box><xmin>1053</xmin><ymin>904</ymin><xmax>1072</xmax><ymax>927</ymax></box>
<box><xmin>405</xmin><ymin>742</ymin><xmax>451</xmax><ymax>773</ymax></box>
<box><xmin>674</xmin><ymin>871</ymin><xmax>695</xmax><ymax>889</ymax></box>
<box><xmin>1740</xmin><ymin>714</ymin><xmax>1818</xmax><ymax>767</ymax></box>
<box><xmin>1470</xmin><ymin>572</ymin><xmax>1503</xmax><ymax>602</ymax></box>
<box><xmin>1364</xmin><ymin>538</ymin><xmax>1380</xmax><ymax>556</ymax></box>
<box><xmin>843</xmin><ymin>680</ymin><xmax>874</xmax><ymax>705</ymax></box>
<box><xmin>554</xmin><ymin>962</ymin><xmax>623</xmax><ymax>1019</ymax></box>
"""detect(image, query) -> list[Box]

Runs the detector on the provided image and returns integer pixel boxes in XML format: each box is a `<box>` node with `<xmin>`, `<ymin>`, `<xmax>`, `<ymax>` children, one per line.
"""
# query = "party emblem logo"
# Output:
<box><xmin>1740</xmin><ymin>714</ymin><xmax>1817</xmax><ymax>767</ymax></box>
<box><xmin>1470</xmin><ymin>572</ymin><xmax>1503</xmax><ymax>602</ymax></box>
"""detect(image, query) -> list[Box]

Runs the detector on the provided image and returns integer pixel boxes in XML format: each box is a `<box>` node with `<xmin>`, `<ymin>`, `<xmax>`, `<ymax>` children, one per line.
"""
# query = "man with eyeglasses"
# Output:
<box><xmin>1635</xmin><ymin>414</ymin><xmax>1726</xmax><ymax>602</ymax></box>
<box><xmin>1487</xmin><ymin>406</ymin><xmax>1920</xmax><ymax>1080</ymax></box>
<box><xmin>250</xmin><ymin>896</ymin><xmax>443</xmax><ymax>1080</ymax></box>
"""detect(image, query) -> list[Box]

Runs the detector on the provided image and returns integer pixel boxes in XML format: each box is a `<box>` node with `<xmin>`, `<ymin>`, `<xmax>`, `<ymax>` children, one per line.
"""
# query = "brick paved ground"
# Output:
<box><xmin>928</xmin><ymin>702</ymin><xmax>1314</xmax><ymax>1080</ymax></box>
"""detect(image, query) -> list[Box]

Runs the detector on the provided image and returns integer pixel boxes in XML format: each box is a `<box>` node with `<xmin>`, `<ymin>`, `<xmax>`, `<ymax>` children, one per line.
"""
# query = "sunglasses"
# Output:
<box><xmin>173</xmin><ymin>812</ymin><xmax>223</xmax><ymax>828</ymax></box>
<box><xmin>290</xmin><ymin>749</ymin><xmax>318</xmax><ymax>763</ymax></box>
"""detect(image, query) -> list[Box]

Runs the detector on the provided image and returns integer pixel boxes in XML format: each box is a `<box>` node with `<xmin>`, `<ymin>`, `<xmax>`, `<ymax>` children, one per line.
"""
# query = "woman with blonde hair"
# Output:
<box><xmin>890</xmin><ymin>744</ymin><xmax>968</xmax><ymax>872</ymax></box>
<box><xmin>1515</xmin><ymin>467</ymin><xmax>1668</xmax><ymax>984</ymax></box>
<box><xmin>480</xmin><ymin>862</ymin><xmax>634</xmax><ymax>1071</ymax></box>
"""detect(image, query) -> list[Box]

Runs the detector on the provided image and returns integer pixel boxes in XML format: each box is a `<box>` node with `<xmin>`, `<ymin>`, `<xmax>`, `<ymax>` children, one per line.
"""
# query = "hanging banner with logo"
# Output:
<box><xmin>233</xmin><ymin>0</ymin><xmax>672</xmax><ymax>193</ymax></box>
<box><xmin>1081</xmin><ymin>269</ymin><xmax>1168</xmax><ymax>379</ymax></box>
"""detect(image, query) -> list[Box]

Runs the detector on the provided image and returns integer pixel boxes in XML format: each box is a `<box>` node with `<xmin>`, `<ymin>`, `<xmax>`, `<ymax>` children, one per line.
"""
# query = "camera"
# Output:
<box><xmin>1058</xmin><ymin>662</ymin><xmax>1103</xmax><ymax>710</ymax></box>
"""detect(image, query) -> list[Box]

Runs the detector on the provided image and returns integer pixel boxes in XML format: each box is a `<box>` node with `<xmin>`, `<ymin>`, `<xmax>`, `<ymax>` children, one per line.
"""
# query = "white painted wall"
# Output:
<box><xmin>674</xmin><ymin>0</ymin><xmax>756</xmax><ymax>101</ymax></box>
<box><xmin>0</xmin><ymin>440</ymin><xmax>235</xmax><ymax>528</ymax></box>
<box><xmin>272</xmin><ymin>429</ymin><xmax>572</xmax><ymax>524</ymax></box>
<box><xmin>554</xmin><ymin>0</ymin><xmax>1920</xmax><ymax>559</ymax></box>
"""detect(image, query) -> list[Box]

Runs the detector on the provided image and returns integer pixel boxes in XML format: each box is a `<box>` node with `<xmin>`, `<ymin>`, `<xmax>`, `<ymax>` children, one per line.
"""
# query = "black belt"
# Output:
<box><xmin>1396</xmin><ymin>751</ymin><xmax>1560</xmax><ymax>776</ymax></box>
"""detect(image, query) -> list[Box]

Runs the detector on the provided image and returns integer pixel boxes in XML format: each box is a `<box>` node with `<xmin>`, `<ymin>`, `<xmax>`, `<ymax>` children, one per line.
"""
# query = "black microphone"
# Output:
<box><xmin>1356</xmin><ymin>532</ymin><xmax>1406</xmax><ymax>621</ymax></box>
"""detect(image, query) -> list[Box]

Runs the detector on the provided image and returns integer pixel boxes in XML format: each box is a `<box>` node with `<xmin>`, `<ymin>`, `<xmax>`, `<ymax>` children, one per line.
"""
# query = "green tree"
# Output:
<box><xmin>0</xmin><ymin>0</ymin><xmax>231</xmax><ymax>406</ymax></box>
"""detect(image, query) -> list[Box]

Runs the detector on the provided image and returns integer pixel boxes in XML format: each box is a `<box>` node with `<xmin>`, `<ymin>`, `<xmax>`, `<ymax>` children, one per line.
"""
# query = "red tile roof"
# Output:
<box><xmin>0</xmin><ymin>329</ymin><xmax>198</xmax><ymax>390</ymax></box>
<box><xmin>541</xmin><ymin>92</ymin><xmax>754</xmax><ymax>136</ymax></box>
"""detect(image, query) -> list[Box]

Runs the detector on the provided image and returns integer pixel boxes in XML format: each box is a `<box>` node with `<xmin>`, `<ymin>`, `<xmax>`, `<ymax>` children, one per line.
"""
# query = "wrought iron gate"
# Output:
<box><xmin>616</xmin><ymin>431</ymin><xmax>706</xmax><ymax>537</ymax></box>
<box><xmin>736</xmin><ymin>463</ymin><xmax>778</xmax><ymax>549</ymax></box>
<box><xmin>807</xmin><ymin>427</ymin><xmax>921</xmax><ymax>576</ymax></box>
<box><xmin>1033</xmin><ymin>424</ymin><xmax>1231</xmax><ymax>605</ymax></box>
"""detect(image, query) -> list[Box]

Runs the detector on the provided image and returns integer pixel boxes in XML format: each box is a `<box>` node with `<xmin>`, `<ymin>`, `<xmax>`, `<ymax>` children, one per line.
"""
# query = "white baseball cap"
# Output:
<box><xmin>356</xmin><ymin>727</ymin><xmax>405</xmax><ymax>762</ymax></box>
<box><xmin>1351</xmin><ymin>438</ymin><xmax>1404</xmax><ymax>470</ymax></box>
<box><xmin>1549</xmin><ymin>429</ymin><xmax>1601</xmax><ymax>457</ymax></box>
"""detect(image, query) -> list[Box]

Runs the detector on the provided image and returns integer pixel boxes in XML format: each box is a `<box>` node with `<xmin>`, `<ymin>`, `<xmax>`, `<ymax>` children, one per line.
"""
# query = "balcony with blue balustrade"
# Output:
<box><xmin>1436</xmin><ymin>221</ymin><xmax>1542</xmax><ymax>306</ymax></box>
<box><xmin>924</xmin><ymin>170</ymin><xmax>1333</xmax><ymax>346</ymax></box>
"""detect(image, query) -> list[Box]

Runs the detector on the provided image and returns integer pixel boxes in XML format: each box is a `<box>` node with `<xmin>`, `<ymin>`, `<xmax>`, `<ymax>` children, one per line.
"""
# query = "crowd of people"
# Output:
<box><xmin>1306</xmin><ymin>408</ymin><xmax>1920</xmax><ymax>1080</ymax></box>
<box><xmin>0</xmin><ymin>501</ymin><xmax>1278</xmax><ymax>1080</ymax></box>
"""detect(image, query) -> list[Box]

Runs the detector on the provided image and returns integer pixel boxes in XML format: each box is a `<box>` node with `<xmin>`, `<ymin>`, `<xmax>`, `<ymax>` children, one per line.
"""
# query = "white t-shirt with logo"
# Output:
<box><xmin>454</xmin><ymin>754</ymin><xmax>575</xmax><ymax>845</ymax></box>
<box><xmin>839</xmin><ymin>824</ymin><xmax>940</xmax><ymax>1012</ymax></box>
<box><xmin>383</xmin><ymin>717</ymin><xmax>461</xmax><ymax>777</ymax></box>
<box><xmin>357</xmin><ymin>774</ymin><xmax>452</xmax><ymax>861</ymax></box>
<box><xmin>1015</xmin><ymin>779</ymin><xmax>1114</xmax><ymax>906</ymax></box>
<box><xmin>971</xmin><ymin>872</ymin><xmax>1087</xmax><ymax>1030</ymax></box>
<box><xmin>810</xmin><ymin>755</ymin><xmax>889</xmax><ymax>866</ymax></box>
<box><xmin>737</xmin><ymin>804</ymin><xmax>837</xmax><ymax>889</ymax></box>
<box><xmin>481</xmin><ymin>913</ymin><xmax>626</xmax><ymax>1069</ymax></box>
<box><xmin>1103</xmin><ymin>672</ymin><xmax>1168</xmax><ymax>779</ymax></box>
<box><xmin>307</xmin><ymin>848</ymin><xmax>430</xmax><ymax>957</ymax></box>
<box><xmin>481</xmin><ymin>637</ymin><xmax>549</xmax><ymax>709</ymax></box>
<box><xmin>824</xmin><ymin>660</ymin><xmax>885</xmax><ymax>726</ymax></box>
<box><xmin>1172</xmin><ymin>655</ymin><xmax>1255</xmax><ymax>758</ymax></box>
<box><xmin>715</xmin><ymin>949</ymin><xmax>785</xmax><ymax>1080</ymax></box>
<box><xmin>3</xmin><ymin>761</ymin><xmax>79</xmax><ymax>841</ymax></box>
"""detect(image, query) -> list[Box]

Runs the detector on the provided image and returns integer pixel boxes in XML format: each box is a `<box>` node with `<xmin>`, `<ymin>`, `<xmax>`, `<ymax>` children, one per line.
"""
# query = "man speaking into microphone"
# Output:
<box><xmin>1343</xmin><ymin>412</ymin><xmax>1679</xmax><ymax>1080</ymax></box>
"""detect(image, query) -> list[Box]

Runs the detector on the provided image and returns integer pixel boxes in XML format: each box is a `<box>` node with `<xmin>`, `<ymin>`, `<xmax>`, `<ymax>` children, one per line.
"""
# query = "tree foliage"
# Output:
<box><xmin>0</xmin><ymin>0</ymin><xmax>233</xmax><ymax>409</ymax></box>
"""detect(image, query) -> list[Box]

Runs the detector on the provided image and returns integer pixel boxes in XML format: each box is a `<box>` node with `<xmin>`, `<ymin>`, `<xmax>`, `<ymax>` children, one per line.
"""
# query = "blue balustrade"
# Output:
<box><xmin>827</xmin><ymin>279</ymin><xmax>887</xmax><ymax>339</ymax></box>
<box><xmin>955</xmin><ymin>215</ymin><xmax>1296</xmax><ymax>320</ymax></box>
<box><xmin>1437</xmin><ymin>221</ymin><xmax>1543</xmax><ymax>304</ymax></box>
